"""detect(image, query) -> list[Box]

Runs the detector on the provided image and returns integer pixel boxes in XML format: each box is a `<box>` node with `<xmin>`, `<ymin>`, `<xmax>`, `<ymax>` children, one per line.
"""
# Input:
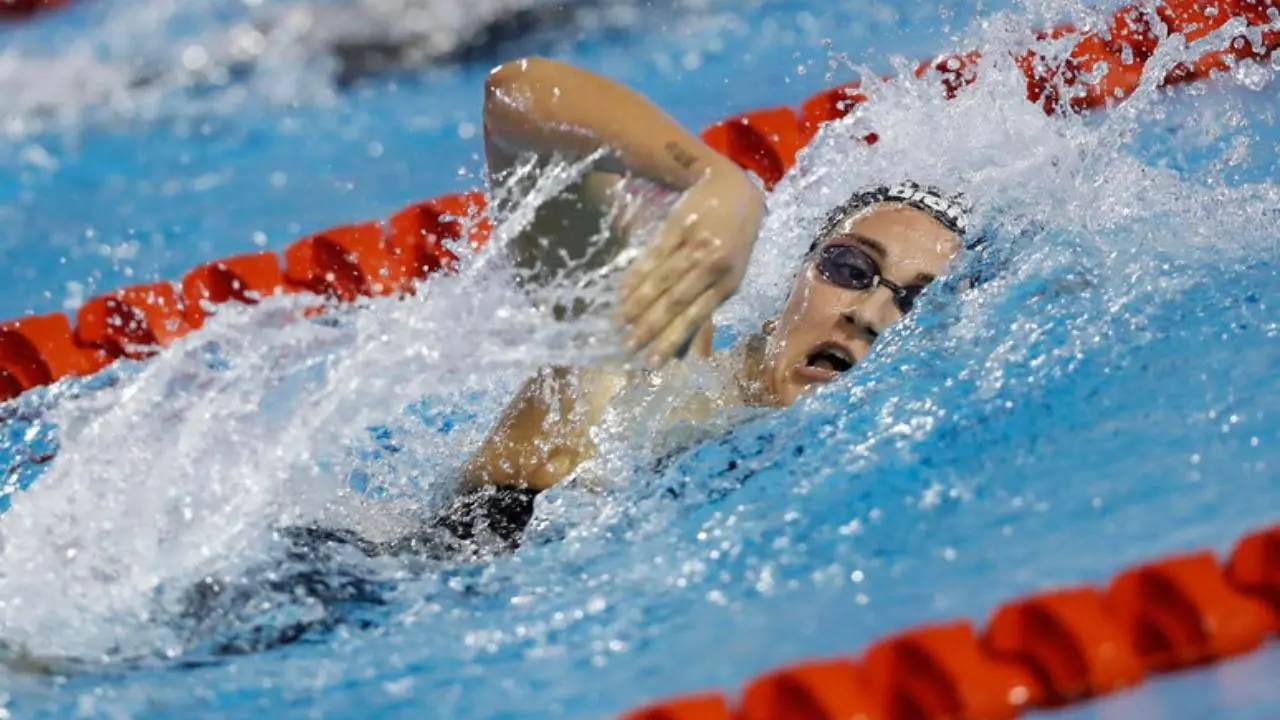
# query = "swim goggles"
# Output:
<box><xmin>813</xmin><ymin>243</ymin><xmax>924</xmax><ymax>314</ymax></box>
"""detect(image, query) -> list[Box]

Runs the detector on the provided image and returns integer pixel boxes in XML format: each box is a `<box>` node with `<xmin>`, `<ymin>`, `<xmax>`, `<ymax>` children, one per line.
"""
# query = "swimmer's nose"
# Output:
<box><xmin>841</xmin><ymin>287</ymin><xmax>899</xmax><ymax>340</ymax></box>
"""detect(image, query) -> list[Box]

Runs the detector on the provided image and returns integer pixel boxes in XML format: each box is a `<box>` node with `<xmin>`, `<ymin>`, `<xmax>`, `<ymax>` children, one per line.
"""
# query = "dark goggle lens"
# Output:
<box><xmin>816</xmin><ymin>245</ymin><xmax>878</xmax><ymax>290</ymax></box>
<box><xmin>816</xmin><ymin>244</ymin><xmax>921</xmax><ymax>314</ymax></box>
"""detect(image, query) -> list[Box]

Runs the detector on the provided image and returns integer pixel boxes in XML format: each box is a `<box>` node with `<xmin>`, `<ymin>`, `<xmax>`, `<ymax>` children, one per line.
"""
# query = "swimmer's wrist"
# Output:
<box><xmin>698</xmin><ymin>158</ymin><xmax>767</xmax><ymax>212</ymax></box>
<box><xmin>699</xmin><ymin>153</ymin><xmax>752</xmax><ymax>187</ymax></box>
<box><xmin>658</xmin><ymin>133</ymin><xmax>748</xmax><ymax>191</ymax></box>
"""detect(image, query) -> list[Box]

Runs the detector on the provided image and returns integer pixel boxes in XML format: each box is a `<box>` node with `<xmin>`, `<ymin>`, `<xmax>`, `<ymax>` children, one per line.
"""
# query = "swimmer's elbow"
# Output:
<box><xmin>484</xmin><ymin>57</ymin><xmax>552</xmax><ymax>152</ymax></box>
<box><xmin>484</xmin><ymin>56</ymin><xmax>559</xmax><ymax>111</ymax></box>
<box><xmin>486</xmin><ymin>56</ymin><xmax>549</xmax><ymax>84</ymax></box>
<box><xmin>484</xmin><ymin>59</ymin><xmax>520</xmax><ymax>104</ymax></box>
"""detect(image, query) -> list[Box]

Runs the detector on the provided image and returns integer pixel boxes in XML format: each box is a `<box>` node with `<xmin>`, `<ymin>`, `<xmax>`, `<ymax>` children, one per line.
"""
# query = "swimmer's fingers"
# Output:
<box><xmin>646</xmin><ymin>289</ymin><xmax>722</xmax><ymax>366</ymax></box>
<box><xmin>671</xmin><ymin>321</ymin><xmax>705</xmax><ymax>360</ymax></box>
<box><xmin>616</xmin><ymin>240</ymin><xmax>695</xmax><ymax>333</ymax></box>
<box><xmin>618</xmin><ymin>213</ymin><xmax>691</xmax><ymax>307</ymax></box>
<box><xmin>624</xmin><ymin>264</ymin><xmax>719</xmax><ymax>360</ymax></box>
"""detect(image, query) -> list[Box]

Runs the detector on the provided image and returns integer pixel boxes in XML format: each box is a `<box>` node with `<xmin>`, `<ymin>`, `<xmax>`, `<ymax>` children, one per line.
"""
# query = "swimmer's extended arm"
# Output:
<box><xmin>462</xmin><ymin>57</ymin><xmax>757</xmax><ymax>496</ymax></box>
<box><xmin>483</xmin><ymin>56</ymin><xmax>736</xmax><ymax>191</ymax></box>
<box><xmin>463</xmin><ymin>58</ymin><xmax>717</xmax><ymax>492</ymax></box>
<box><xmin>481</xmin><ymin>56</ymin><xmax>751</xmax><ymax>293</ymax></box>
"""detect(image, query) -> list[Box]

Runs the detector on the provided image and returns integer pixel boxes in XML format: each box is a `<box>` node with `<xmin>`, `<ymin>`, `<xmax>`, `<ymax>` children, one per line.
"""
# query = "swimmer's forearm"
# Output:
<box><xmin>483</xmin><ymin>57</ymin><xmax>739</xmax><ymax>190</ymax></box>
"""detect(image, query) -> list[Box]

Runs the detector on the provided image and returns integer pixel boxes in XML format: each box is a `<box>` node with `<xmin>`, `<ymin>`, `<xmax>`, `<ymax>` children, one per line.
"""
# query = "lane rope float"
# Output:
<box><xmin>0</xmin><ymin>0</ymin><xmax>69</xmax><ymax>19</ymax></box>
<box><xmin>618</xmin><ymin>522</ymin><xmax>1280</xmax><ymax>720</ymax></box>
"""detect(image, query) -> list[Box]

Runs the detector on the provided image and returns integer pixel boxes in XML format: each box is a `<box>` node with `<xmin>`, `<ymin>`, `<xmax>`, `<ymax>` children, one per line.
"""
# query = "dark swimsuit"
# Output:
<box><xmin>281</xmin><ymin>484</ymin><xmax>541</xmax><ymax>560</ymax></box>
<box><xmin>171</xmin><ymin>484</ymin><xmax>542</xmax><ymax>658</ymax></box>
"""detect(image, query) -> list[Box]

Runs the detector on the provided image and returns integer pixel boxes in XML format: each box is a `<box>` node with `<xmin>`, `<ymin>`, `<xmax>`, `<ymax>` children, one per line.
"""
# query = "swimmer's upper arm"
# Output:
<box><xmin>484</xmin><ymin>70</ymin><xmax>632</xmax><ymax>282</ymax></box>
<box><xmin>460</xmin><ymin>366</ymin><xmax>632</xmax><ymax>492</ymax></box>
<box><xmin>481</xmin><ymin>57</ymin><xmax>722</xmax><ymax>283</ymax></box>
<box><xmin>462</xmin><ymin>58</ymin><xmax>723</xmax><ymax>495</ymax></box>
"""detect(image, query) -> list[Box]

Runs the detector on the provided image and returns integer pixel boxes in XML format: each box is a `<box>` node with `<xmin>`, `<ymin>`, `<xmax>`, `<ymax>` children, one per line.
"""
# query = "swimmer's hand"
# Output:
<box><xmin>616</xmin><ymin>165</ymin><xmax>765</xmax><ymax>364</ymax></box>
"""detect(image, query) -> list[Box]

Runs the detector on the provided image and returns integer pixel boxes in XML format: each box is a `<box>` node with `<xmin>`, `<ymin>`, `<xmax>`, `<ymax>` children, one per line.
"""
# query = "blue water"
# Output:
<box><xmin>2</xmin><ymin>0</ymin><xmax>1279</xmax><ymax>718</ymax></box>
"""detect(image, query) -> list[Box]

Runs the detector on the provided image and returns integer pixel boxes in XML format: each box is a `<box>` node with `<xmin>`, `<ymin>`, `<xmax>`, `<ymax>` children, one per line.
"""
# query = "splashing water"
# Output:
<box><xmin>1</xmin><ymin>0</ymin><xmax>1279</xmax><ymax>717</ymax></box>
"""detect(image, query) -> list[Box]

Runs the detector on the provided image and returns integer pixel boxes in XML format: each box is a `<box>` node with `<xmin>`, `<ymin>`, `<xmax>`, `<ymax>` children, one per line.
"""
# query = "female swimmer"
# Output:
<box><xmin>454</xmin><ymin>57</ymin><xmax>973</xmax><ymax>521</ymax></box>
<box><xmin>178</xmin><ymin>57</ymin><xmax>981</xmax><ymax>656</ymax></box>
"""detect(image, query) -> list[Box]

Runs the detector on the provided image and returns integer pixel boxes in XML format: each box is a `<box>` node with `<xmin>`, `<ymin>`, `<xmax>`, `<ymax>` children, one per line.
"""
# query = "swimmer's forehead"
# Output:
<box><xmin>820</xmin><ymin>207</ymin><xmax>961</xmax><ymax>287</ymax></box>
<box><xmin>828</xmin><ymin>203</ymin><xmax>962</xmax><ymax>251</ymax></box>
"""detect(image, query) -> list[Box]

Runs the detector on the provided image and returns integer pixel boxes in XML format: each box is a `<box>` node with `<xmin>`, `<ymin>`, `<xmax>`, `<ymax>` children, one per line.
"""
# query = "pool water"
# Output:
<box><xmin>1</xmin><ymin>0</ymin><xmax>1279</xmax><ymax>717</ymax></box>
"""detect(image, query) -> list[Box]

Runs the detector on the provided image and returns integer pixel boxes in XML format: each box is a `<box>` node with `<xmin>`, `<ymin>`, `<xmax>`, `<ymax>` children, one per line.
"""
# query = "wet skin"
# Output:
<box><xmin>758</xmin><ymin>203</ymin><xmax>962</xmax><ymax>407</ymax></box>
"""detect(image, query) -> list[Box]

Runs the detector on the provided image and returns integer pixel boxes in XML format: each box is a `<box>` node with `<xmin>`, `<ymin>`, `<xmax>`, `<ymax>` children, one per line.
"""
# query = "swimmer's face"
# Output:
<box><xmin>760</xmin><ymin>204</ymin><xmax>961</xmax><ymax>407</ymax></box>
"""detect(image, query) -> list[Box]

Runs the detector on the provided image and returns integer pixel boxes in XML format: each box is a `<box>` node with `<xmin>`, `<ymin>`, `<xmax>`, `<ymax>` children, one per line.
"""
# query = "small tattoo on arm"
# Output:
<box><xmin>664</xmin><ymin>141</ymin><xmax>700</xmax><ymax>171</ymax></box>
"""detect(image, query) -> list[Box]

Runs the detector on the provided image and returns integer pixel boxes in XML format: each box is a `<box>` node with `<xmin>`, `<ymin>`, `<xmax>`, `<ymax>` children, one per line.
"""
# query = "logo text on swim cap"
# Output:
<box><xmin>885</xmin><ymin>182</ymin><xmax>970</xmax><ymax>232</ymax></box>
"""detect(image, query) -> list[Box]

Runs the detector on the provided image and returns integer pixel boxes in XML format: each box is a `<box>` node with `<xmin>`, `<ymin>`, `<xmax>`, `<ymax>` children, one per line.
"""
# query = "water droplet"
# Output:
<box><xmin>181</xmin><ymin>45</ymin><xmax>208</xmax><ymax>72</ymax></box>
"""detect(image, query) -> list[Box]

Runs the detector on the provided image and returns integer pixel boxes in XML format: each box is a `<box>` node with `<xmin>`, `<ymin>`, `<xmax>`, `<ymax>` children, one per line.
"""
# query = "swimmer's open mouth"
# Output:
<box><xmin>800</xmin><ymin>343</ymin><xmax>854</xmax><ymax>380</ymax></box>
<box><xmin>807</xmin><ymin>347</ymin><xmax>853</xmax><ymax>372</ymax></box>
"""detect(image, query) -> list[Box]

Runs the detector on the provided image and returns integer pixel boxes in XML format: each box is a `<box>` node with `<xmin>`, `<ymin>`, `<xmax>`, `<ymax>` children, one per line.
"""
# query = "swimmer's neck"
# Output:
<box><xmin>721</xmin><ymin>332</ymin><xmax>775</xmax><ymax>408</ymax></box>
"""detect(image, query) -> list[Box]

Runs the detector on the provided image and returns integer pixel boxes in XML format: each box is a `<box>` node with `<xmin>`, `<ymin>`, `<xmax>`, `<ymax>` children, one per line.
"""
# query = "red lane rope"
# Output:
<box><xmin>619</xmin><ymin>523</ymin><xmax>1280</xmax><ymax>720</ymax></box>
<box><xmin>0</xmin><ymin>0</ymin><xmax>69</xmax><ymax>19</ymax></box>
<box><xmin>0</xmin><ymin>0</ymin><xmax>1275</xmax><ymax>405</ymax></box>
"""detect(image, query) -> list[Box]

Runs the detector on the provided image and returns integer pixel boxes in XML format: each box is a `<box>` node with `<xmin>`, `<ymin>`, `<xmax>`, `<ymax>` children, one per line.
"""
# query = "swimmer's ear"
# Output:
<box><xmin>761</xmin><ymin>319</ymin><xmax>777</xmax><ymax>336</ymax></box>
